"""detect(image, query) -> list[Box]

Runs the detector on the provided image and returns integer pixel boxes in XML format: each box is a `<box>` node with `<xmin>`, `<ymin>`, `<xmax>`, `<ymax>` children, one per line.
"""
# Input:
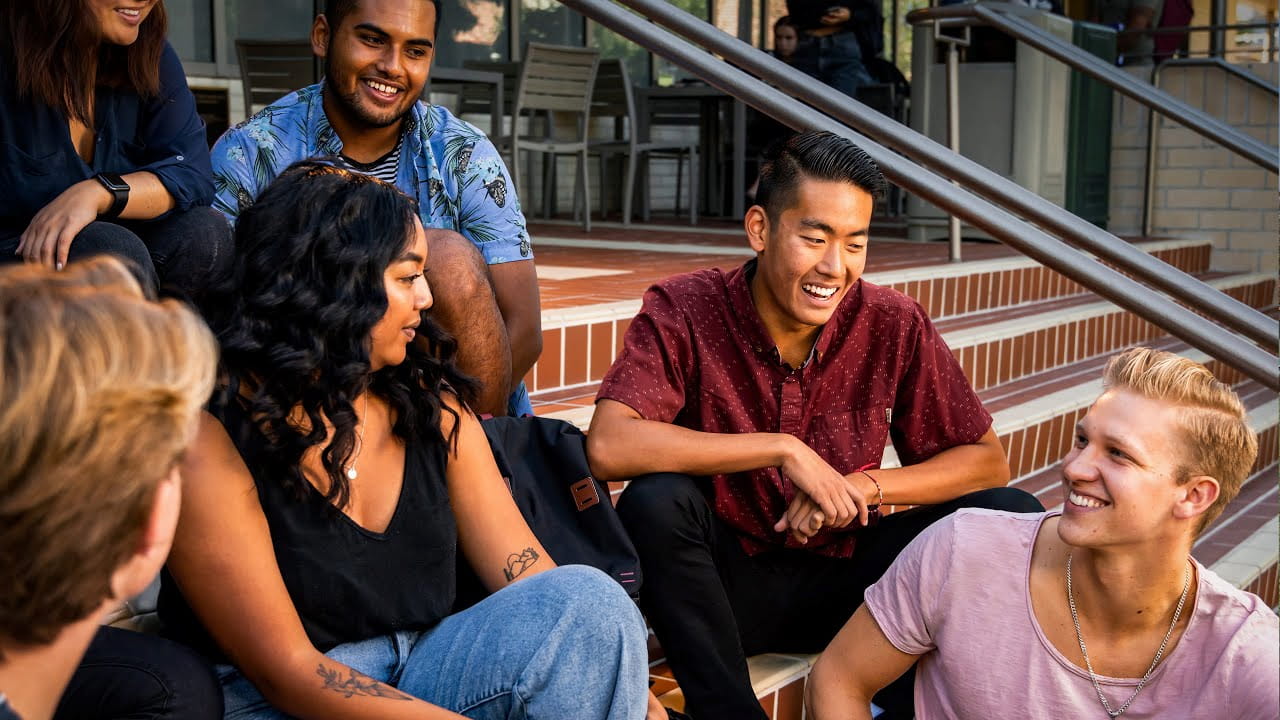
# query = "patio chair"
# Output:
<box><xmin>495</xmin><ymin>43</ymin><xmax>600</xmax><ymax>231</ymax></box>
<box><xmin>235</xmin><ymin>39</ymin><xmax>317</xmax><ymax>115</ymax></box>
<box><xmin>589</xmin><ymin>59</ymin><xmax>699</xmax><ymax>226</ymax></box>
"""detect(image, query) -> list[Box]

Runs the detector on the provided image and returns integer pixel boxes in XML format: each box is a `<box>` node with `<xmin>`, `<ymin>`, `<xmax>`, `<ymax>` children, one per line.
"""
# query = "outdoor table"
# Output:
<box><xmin>634</xmin><ymin>84</ymin><xmax>747</xmax><ymax>219</ymax></box>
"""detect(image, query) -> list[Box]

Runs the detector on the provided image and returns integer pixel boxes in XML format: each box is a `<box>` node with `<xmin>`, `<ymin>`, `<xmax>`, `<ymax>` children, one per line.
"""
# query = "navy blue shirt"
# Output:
<box><xmin>0</xmin><ymin>43</ymin><xmax>213</xmax><ymax>237</ymax></box>
<box><xmin>0</xmin><ymin>694</ymin><xmax>19</xmax><ymax>720</ymax></box>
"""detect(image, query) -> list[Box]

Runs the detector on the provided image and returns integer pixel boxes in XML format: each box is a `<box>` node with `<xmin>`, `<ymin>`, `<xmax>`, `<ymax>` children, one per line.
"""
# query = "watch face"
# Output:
<box><xmin>98</xmin><ymin>173</ymin><xmax>129</xmax><ymax>192</ymax></box>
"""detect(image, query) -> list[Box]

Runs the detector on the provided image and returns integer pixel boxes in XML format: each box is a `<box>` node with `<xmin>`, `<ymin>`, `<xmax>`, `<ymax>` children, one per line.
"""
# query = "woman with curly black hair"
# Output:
<box><xmin>157</xmin><ymin>162</ymin><xmax>650</xmax><ymax>720</ymax></box>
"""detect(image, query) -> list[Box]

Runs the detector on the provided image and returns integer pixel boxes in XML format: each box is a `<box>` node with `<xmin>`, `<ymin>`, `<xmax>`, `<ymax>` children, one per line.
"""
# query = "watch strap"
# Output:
<box><xmin>94</xmin><ymin>173</ymin><xmax>129</xmax><ymax>219</ymax></box>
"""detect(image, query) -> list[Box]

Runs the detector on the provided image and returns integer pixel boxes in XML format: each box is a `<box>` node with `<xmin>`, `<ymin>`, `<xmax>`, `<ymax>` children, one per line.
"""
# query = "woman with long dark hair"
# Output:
<box><xmin>0</xmin><ymin>0</ymin><xmax>230</xmax><ymax>293</ymax></box>
<box><xmin>158</xmin><ymin>161</ymin><xmax>649</xmax><ymax>720</ymax></box>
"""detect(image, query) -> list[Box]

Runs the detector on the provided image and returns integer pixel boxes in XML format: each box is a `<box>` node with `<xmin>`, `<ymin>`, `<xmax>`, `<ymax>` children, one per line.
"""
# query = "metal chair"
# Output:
<box><xmin>235</xmin><ymin>39</ymin><xmax>317</xmax><ymax>115</ymax></box>
<box><xmin>589</xmin><ymin>59</ymin><xmax>699</xmax><ymax>226</ymax></box>
<box><xmin>495</xmin><ymin>43</ymin><xmax>600</xmax><ymax>231</ymax></box>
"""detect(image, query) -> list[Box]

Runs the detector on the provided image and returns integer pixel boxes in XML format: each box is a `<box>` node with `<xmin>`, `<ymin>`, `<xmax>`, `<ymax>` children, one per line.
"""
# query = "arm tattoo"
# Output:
<box><xmin>316</xmin><ymin>664</ymin><xmax>413</xmax><ymax>701</ymax></box>
<box><xmin>503</xmin><ymin>547</ymin><xmax>540</xmax><ymax>581</ymax></box>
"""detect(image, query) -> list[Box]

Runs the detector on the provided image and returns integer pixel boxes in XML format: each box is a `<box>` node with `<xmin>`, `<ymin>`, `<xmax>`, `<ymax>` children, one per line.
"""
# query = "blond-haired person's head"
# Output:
<box><xmin>1058</xmin><ymin>347</ymin><xmax>1257</xmax><ymax>550</ymax></box>
<box><xmin>0</xmin><ymin>257</ymin><xmax>217</xmax><ymax>658</ymax></box>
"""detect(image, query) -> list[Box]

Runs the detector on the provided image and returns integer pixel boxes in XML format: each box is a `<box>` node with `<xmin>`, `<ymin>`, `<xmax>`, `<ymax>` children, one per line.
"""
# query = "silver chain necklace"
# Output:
<box><xmin>1067</xmin><ymin>552</ymin><xmax>1191</xmax><ymax>718</ymax></box>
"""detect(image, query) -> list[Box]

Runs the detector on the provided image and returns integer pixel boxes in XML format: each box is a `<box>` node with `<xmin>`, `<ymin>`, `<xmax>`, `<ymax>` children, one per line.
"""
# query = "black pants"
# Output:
<box><xmin>617</xmin><ymin>473</ymin><xmax>1043</xmax><ymax>720</ymax></box>
<box><xmin>52</xmin><ymin>626</ymin><xmax>223</xmax><ymax>720</ymax></box>
<box><xmin>0</xmin><ymin>207</ymin><xmax>232</xmax><ymax>299</ymax></box>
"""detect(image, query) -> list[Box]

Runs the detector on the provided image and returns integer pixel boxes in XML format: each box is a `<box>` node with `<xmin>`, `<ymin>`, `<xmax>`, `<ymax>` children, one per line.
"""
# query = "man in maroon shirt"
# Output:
<box><xmin>587</xmin><ymin>132</ymin><xmax>1041</xmax><ymax>720</ymax></box>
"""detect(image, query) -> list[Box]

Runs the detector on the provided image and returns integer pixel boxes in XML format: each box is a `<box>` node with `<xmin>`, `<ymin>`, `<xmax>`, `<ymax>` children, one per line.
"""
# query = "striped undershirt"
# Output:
<box><xmin>340</xmin><ymin>134</ymin><xmax>403</xmax><ymax>184</ymax></box>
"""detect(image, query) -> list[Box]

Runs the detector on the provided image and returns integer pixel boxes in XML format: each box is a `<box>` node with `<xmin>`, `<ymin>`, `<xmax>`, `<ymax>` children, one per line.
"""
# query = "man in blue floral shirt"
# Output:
<box><xmin>211</xmin><ymin>0</ymin><xmax>539</xmax><ymax>416</ymax></box>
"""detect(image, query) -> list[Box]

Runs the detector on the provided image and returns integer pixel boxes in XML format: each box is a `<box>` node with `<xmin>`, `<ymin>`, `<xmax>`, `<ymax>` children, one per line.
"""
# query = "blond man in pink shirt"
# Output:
<box><xmin>808</xmin><ymin>347</ymin><xmax>1280</xmax><ymax>719</ymax></box>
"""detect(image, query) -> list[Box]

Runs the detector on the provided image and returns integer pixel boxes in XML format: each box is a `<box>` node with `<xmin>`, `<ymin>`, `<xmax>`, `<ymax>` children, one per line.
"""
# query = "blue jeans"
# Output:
<box><xmin>0</xmin><ymin>206</ymin><xmax>232</xmax><ymax>299</ymax></box>
<box><xmin>508</xmin><ymin>381</ymin><xmax>533</xmax><ymax>417</ymax></box>
<box><xmin>218</xmin><ymin>566</ymin><xmax>649</xmax><ymax>720</ymax></box>
<box><xmin>792</xmin><ymin>31</ymin><xmax>873</xmax><ymax>98</ymax></box>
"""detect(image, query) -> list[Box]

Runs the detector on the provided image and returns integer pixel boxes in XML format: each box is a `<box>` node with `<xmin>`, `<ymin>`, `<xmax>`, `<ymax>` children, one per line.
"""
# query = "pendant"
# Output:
<box><xmin>346</xmin><ymin>466</ymin><xmax>358</xmax><ymax>480</ymax></box>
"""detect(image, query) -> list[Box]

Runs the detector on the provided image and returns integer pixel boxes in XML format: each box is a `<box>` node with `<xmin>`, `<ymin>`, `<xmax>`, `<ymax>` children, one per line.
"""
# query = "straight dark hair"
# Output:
<box><xmin>324</xmin><ymin>0</ymin><xmax>443</xmax><ymax>36</ymax></box>
<box><xmin>0</xmin><ymin>0</ymin><xmax>169</xmax><ymax>125</ymax></box>
<box><xmin>756</xmin><ymin>131</ymin><xmax>887</xmax><ymax>223</ymax></box>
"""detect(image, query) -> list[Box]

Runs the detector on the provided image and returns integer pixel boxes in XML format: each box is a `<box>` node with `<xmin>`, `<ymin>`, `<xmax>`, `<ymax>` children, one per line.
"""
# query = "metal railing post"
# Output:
<box><xmin>1210</xmin><ymin>0</ymin><xmax>1227</xmax><ymax>57</ymax></box>
<box><xmin>1143</xmin><ymin>63</ymin><xmax>1164</xmax><ymax>238</ymax></box>
<box><xmin>947</xmin><ymin>41</ymin><xmax>962</xmax><ymax>262</ymax></box>
<box><xmin>933</xmin><ymin>20</ymin><xmax>972</xmax><ymax>262</ymax></box>
<box><xmin>935</xmin><ymin>24</ymin><xmax>971</xmax><ymax>262</ymax></box>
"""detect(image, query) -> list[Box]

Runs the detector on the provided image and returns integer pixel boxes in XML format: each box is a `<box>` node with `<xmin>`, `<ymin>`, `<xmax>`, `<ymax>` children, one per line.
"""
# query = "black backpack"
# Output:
<box><xmin>454</xmin><ymin>416</ymin><xmax>642</xmax><ymax>607</ymax></box>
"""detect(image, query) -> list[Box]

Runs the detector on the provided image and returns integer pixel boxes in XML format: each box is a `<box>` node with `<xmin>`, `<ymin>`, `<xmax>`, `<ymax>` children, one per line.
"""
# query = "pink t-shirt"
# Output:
<box><xmin>864</xmin><ymin>509</ymin><xmax>1280</xmax><ymax>719</ymax></box>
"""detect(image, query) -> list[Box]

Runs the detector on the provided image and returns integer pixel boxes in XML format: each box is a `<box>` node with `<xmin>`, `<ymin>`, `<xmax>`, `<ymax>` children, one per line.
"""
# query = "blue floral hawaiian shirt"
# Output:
<box><xmin>210</xmin><ymin>83</ymin><xmax>531</xmax><ymax>265</ymax></box>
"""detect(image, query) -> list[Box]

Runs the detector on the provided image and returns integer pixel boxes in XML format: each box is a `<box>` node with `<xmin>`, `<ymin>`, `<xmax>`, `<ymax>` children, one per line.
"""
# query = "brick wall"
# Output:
<box><xmin>1108</xmin><ymin>63</ymin><xmax>1278</xmax><ymax>273</ymax></box>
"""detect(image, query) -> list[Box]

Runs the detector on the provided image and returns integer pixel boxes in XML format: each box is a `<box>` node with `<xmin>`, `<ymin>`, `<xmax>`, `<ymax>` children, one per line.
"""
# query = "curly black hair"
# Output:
<box><xmin>202</xmin><ymin>160</ymin><xmax>477</xmax><ymax>510</ymax></box>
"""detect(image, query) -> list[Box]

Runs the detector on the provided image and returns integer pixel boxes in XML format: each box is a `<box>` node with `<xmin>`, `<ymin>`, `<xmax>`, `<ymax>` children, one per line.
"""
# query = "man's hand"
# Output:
<box><xmin>17</xmin><ymin>179</ymin><xmax>111</xmax><ymax>270</ymax></box>
<box><xmin>776</xmin><ymin>438</ymin><xmax>869</xmax><ymax>535</ymax></box>
<box><xmin>820</xmin><ymin>6</ymin><xmax>851</xmax><ymax>24</ymax></box>
<box><xmin>776</xmin><ymin>490</ymin><xmax>827</xmax><ymax>543</ymax></box>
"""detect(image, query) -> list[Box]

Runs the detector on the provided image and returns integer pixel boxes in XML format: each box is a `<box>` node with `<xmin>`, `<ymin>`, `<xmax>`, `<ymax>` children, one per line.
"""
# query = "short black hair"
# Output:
<box><xmin>774</xmin><ymin>15</ymin><xmax>797</xmax><ymax>31</ymax></box>
<box><xmin>756</xmin><ymin>131</ymin><xmax>887</xmax><ymax>223</ymax></box>
<box><xmin>324</xmin><ymin>0</ymin><xmax>443</xmax><ymax>36</ymax></box>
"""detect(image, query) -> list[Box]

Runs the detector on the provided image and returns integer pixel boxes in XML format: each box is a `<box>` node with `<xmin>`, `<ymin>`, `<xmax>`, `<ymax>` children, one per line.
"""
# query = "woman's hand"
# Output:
<box><xmin>820</xmin><ymin>6</ymin><xmax>851</xmax><ymax>24</ymax></box>
<box><xmin>17</xmin><ymin>179</ymin><xmax>111</xmax><ymax>269</ymax></box>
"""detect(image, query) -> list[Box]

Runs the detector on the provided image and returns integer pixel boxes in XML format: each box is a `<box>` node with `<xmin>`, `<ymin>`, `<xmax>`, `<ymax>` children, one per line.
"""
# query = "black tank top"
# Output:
<box><xmin>158</xmin><ymin>399</ymin><xmax>457</xmax><ymax>656</ymax></box>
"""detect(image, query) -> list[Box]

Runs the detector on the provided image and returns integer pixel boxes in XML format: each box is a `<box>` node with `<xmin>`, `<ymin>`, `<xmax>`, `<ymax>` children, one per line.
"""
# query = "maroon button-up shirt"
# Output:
<box><xmin>597</xmin><ymin>260</ymin><xmax>992</xmax><ymax>558</ymax></box>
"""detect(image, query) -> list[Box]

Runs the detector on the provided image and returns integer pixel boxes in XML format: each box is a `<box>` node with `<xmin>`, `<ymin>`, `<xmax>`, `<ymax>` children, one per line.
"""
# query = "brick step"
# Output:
<box><xmin>934</xmin><ymin>270</ymin><xmax>1273</xmax><ymax>393</ymax></box>
<box><xmin>525</xmin><ymin>237</ymin><xmax>1217</xmax><ymax>396</ymax></box>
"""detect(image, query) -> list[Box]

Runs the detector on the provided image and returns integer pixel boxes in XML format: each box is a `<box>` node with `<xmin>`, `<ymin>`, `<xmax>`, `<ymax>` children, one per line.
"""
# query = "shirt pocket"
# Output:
<box><xmin>806</xmin><ymin>407</ymin><xmax>891</xmax><ymax>475</ymax></box>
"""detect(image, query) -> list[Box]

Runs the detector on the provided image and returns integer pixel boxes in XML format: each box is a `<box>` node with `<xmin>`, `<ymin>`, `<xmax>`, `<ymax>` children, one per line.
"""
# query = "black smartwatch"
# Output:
<box><xmin>94</xmin><ymin>172</ymin><xmax>130</xmax><ymax>219</ymax></box>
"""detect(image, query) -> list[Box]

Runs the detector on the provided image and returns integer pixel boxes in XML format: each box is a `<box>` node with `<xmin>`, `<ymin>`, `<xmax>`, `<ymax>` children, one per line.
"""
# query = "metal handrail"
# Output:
<box><xmin>908</xmin><ymin>4</ymin><xmax>1277</xmax><ymax>174</ymax></box>
<box><xmin>1143</xmin><ymin>57</ymin><xmax>1279</xmax><ymax>236</ymax></box>
<box><xmin>586</xmin><ymin>0</ymin><xmax>1277</xmax><ymax>351</ymax></box>
<box><xmin>1129</xmin><ymin>20</ymin><xmax>1279</xmax><ymax>63</ymax></box>
<box><xmin>1152</xmin><ymin>57</ymin><xmax>1279</xmax><ymax>97</ymax></box>
<box><xmin>557</xmin><ymin>0</ymin><xmax>1279</xmax><ymax>390</ymax></box>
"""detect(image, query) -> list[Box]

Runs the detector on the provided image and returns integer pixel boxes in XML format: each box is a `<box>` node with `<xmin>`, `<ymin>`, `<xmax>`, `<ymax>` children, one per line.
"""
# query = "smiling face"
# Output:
<box><xmin>90</xmin><ymin>0</ymin><xmax>159</xmax><ymax>46</ymax></box>
<box><xmin>314</xmin><ymin>0</ymin><xmax>437</xmax><ymax>130</ymax></box>
<box><xmin>368</xmin><ymin>217</ymin><xmax>432</xmax><ymax>371</ymax></box>
<box><xmin>1057</xmin><ymin>389</ymin><xmax>1215</xmax><ymax>550</ymax></box>
<box><xmin>746</xmin><ymin>176</ymin><xmax>873</xmax><ymax>348</ymax></box>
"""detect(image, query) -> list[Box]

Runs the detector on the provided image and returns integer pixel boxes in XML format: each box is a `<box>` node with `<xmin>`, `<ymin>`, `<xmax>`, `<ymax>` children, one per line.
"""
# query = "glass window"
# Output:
<box><xmin>223</xmin><ymin>0</ymin><xmax>315</xmax><ymax>60</ymax></box>
<box><xmin>437</xmin><ymin>0</ymin><xmax>510</xmax><ymax>66</ymax></box>
<box><xmin>519</xmin><ymin>0</ymin><xmax>584</xmax><ymax>54</ymax></box>
<box><xmin>167</xmin><ymin>0</ymin><xmax>215</xmax><ymax>63</ymax></box>
<box><xmin>653</xmin><ymin>0</ymin><xmax>709</xmax><ymax>85</ymax></box>
<box><xmin>591</xmin><ymin>25</ymin><xmax>649</xmax><ymax>86</ymax></box>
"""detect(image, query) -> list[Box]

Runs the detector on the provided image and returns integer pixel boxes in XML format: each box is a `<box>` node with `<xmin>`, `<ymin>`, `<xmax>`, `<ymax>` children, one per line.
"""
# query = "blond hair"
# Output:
<box><xmin>1103</xmin><ymin>347</ymin><xmax>1258</xmax><ymax>532</ymax></box>
<box><xmin>0</xmin><ymin>258</ymin><xmax>217</xmax><ymax>654</ymax></box>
